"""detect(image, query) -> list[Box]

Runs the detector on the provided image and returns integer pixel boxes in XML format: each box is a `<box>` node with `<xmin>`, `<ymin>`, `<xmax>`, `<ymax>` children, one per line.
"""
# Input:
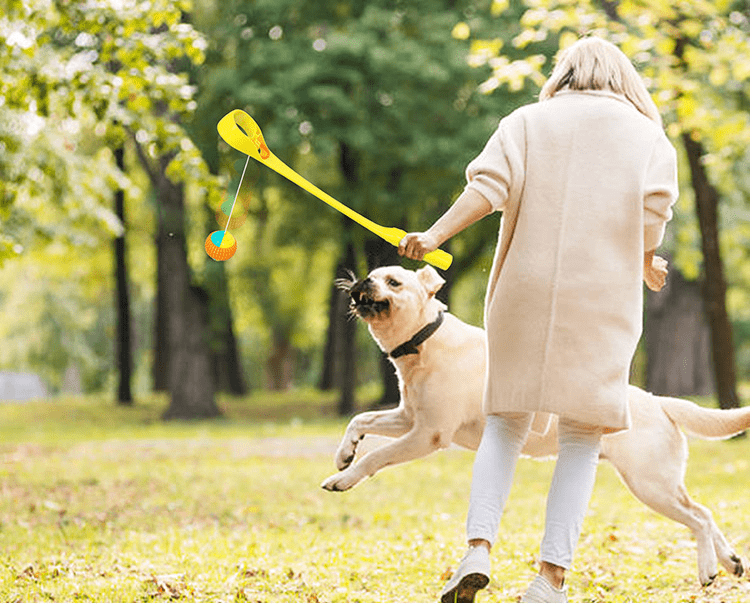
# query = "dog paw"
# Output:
<box><xmin>321</xmin><ymin>470</ymin><xmax>359</xmax><ymax>492</ymax></box>
<box><xmin>335</xmin><ymin>448</ymin><xmax>355</xmax><ymax>471</ymax></box>
<box><xmin>698</xmin><ymin>553</ymin><xmax>720</xmax><ymax>587</ymax></box>
<box><xmin>334</xmin><ymin>435</ymin><xmax>362</xmax><ymax>471</ymax></box>
<box><xmin>701</xmin><ymin>573</ymin><xmax>717</xmax><ymax>587</ymax></box>
<box><xmin>337</xmin><ymin>453</ymin><xmax>355</xmax><ymax>471</ymax></box>
<box><xmin>729</xmin><ymin>554</ymin><xmax>747</xmax><ymax>577</ymax></box>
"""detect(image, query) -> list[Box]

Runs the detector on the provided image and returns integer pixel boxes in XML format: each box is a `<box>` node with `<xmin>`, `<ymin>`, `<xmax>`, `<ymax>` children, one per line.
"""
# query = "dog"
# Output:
<box><xmin>321</xmin><ymin>265</ymin><xmax>749</xmax><ymax>586</ymax></box>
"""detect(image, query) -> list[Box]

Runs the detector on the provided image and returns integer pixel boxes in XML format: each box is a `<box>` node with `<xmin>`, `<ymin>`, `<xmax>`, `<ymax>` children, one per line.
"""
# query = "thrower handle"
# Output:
<box><xmin>217</xmin><ymin>110</ymin><xmax>453</xmax><ymax>271</ymax></box>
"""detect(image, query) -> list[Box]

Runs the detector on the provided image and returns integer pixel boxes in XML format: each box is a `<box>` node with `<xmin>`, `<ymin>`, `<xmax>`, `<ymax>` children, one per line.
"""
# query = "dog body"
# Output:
<box><xmin>321</xmin><ymin>265</ymin><xmax>749</xmax><ymax>586</ymax></box>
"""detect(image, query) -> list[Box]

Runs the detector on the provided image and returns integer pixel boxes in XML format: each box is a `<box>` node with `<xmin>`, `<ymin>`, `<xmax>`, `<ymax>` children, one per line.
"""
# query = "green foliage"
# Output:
<box><xmin>0</xmin><ymin>0</ymin><xmax>226</xmax><ymax>388</ymax></box>
<box><xmin>0</xmin><ymin>0</ymin><xmax>747</xmax><ymax>393</ymax></box>
<box><xmin>0</xmin><ymin>250</ymin><xmax>112</xmax><ymax>392</ymax></box>
<box><xmin>0</xmin><ymin>0</ymin><xmax>215</xmax><ymax>249</ymax></box>
<box><xmin>0</xmin><ymin>392</ymin><xmax>747</xmax><ymax>602</ymax></box>
<box><xmin>196</xmin><ymin>0</ymin><xmax>526</xmax><ymax>245</ymax></box>
<box><xmin>188</xmin><ymin>0</ymin><xmax>527</xmax><ymax>386</ymax></box>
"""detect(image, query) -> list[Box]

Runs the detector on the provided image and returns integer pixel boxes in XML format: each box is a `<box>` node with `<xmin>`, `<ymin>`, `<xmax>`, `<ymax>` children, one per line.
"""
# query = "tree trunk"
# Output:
<box><xmin>319</xmin><ymin>278</ymin><xmax>340</xmax><ymax>391</ymax></box>
<box><xmin>365</xmin><ymin>238</ymin><xmax>401</xmax><ymax>407</ymax></box>
<box><xmin>162</xmin><ymin>284</ymin><xmax>218</xmax><ymax>419</ymax></box>
<box><xmin>113</xmin><ymin>146</ymin><xmax>133</xmax><ymax>405</ymax></box>
<box><xmin>214</xmin><ymin>310</ymin><xmax>246</xmax><ymax>395</ymax></box>
<box><xmin>682</xmin><ymin>134</ymin><xmax>740</xmax><ymax>409</ymax></box>
<box><xmin>644</xmin><ymin>262</ymin><xmax>713</xmax><ymax>396</ymax></box>
<box><xmin>319</xmin><ymin>236</ymin><xmax>358</xmax><ymax>413</ymax></box>
<box><xmin>205</xmin><ymin>235</ymin><xmax>247</xmax><ymax>396</ymax></box>
<box><xmin>334</xmin><ymin>143</ymin><xmax>361</xmax><ymax>416</ymax></box>
<box><xmin>337</xmin><ymin>239</ymin><xmax>358</xmax><ymax>416</ymax></box>
<box><xmin>137</xmin><ymin>147</ymin><xmax>219</xmax><ymax>419</ymax></box>
<box><xmin>153</xmin><ymin>219</ymin><xmax>170</xmax><ymax>392</ymax></box>
<box><xmin>266</xmin><ymin>330</ymin><xmax>294</xmax><ymax>391</ymax></box>
<box><xmin>186</xmin><ymin>77</ymin><xmax>247</xmax><ymax>397</ymax></box>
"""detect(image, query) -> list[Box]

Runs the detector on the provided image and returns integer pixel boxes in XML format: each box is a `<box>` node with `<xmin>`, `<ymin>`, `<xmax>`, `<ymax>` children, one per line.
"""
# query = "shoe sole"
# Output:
<box><xmin>440</xmin><ymin>573</ymin><xmax>490</xmax><ymax>603</ymax></box>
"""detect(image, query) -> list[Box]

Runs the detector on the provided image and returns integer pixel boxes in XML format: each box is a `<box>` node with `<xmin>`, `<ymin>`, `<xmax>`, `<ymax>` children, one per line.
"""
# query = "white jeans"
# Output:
<box><xmin>466</xmin><ymin>413</ymin><xmax>602</xmax><ymax>569</ymax></box>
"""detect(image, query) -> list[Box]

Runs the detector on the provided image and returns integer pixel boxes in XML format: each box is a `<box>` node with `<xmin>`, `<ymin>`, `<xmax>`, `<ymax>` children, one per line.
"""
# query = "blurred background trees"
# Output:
<box><xmin>0</xmin><ymin>0</ymin><xmax>747</xmax><ymax>418</ymax></box>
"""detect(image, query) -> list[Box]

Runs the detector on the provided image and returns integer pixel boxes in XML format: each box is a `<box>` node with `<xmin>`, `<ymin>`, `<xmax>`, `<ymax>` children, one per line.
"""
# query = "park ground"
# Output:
<box><xmin>0</xmin><ymin>388</ymin><xmax>748</xmax><ymax>603</ymax></box>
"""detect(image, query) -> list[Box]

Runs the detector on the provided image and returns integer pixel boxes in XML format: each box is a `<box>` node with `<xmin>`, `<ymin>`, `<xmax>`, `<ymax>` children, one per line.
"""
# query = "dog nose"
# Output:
<box><xmin>351</xmin><ymin>278</ymin><xmax>372</xmax><ymax>303</ymax></box>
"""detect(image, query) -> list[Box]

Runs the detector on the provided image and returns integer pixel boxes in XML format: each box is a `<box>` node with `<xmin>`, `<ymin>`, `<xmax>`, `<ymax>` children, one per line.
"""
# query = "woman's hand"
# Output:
<box><xmin>397</xmin><ymin>189</ymin><xmax>493</xmax><ymax>262</ymax></box>
<box><xmin>644</xmin><ymin>252</ymin><xmax>668</xmax><ymax>292</ymax></box>
<box><xmin>398</xmin><ymin>231</ymin><xmax>440</xmax><ymax>262</ymax></box>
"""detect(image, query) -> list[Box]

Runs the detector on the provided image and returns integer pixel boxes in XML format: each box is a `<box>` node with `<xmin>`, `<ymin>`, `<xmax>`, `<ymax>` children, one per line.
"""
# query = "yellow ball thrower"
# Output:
<box><xmin>206</xmin><ymin>110</ymin><xmax>453</xmax><ymax>271</ymax></box>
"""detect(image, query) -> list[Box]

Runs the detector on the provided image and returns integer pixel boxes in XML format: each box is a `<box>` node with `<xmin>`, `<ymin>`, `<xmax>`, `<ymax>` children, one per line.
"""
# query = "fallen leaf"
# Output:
<box><xmin>18</xmin><ymin>565</ymin><xmax>39</xmax><ymax>580</ymax></box>
<box><xmin>244</xmin><ymin>568</ymin><xmax>268</xmax><ymax>579</ymax></box>
<box><xmin>440</xmin><ymin>566</ymin><xmax>454</xmax><ymax>582</ymax></box>
<box><xmin>151</xmin><ymin>573</ymin><xmax>189</xmax><ymax>599</ymax></box>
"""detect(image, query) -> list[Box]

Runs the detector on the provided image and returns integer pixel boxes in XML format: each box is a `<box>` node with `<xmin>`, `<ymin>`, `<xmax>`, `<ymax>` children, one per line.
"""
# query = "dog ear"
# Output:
<box><xmin>417</xmin><ymin>265</ymin><xmax>445</xmax><ymax>297</ymax></box>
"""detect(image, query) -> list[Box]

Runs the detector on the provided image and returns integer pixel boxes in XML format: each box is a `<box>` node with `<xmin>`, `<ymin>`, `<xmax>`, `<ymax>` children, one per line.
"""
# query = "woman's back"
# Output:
<box><xmin>480</xmin><ymin>88</ymin><xmax>677</xmax><ymax>430</ymax></box>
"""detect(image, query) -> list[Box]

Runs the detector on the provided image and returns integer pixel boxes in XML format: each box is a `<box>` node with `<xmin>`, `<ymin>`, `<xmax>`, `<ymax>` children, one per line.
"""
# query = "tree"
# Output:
<box><xmin>134</xmin><ymin>147</ymin><xmax>219</xmax><ymax>419</ymax></box>
<box><xmin>113</xmin><ymin>145</ymin><xmax>133</xmax><ymax>405</ymax></box>
<box><xmin>644</xmin><ymin>260</ymin><xmax>714</xmax><ymax>395</ymax></box>
<box><xmin>0</xmin><ymin>0</ymin><xmax>224</xmax><ymax>417</ymax></box>
<box><xmin>200</xmin><ymin>0</ymin><xmax>522</xmax><ymax>412</ymax></box>
<box><xmin>365</xmin><ymin>238</ymin><xmax>402</xmax><ymax>406</ymax></box>
<box><xmin>682</xmin><ymin>132</ymin><xmax>740</xmax><ymax>407</ymax></box>
<box><xmin>184</xmin><ymin>29</ymin><xmax>248</xmax><ymax>397</ymax></box>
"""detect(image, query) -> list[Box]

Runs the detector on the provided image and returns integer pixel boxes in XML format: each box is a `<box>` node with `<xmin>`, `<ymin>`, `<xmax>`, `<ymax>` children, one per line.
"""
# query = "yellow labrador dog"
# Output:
<box><xmin>321</xmin><ymin>265</ymin><xmax>749</xmax><ymax>586</ymax></box>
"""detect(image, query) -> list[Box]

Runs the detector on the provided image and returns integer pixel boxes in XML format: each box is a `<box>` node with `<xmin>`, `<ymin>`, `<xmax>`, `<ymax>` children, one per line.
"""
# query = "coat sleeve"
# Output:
<box><xmin>643</xmin><ymin>133</ymin><xmax>679</xmax><ymax>251</ymax></box>
<box><xmin>463</xmin><ymin>112</ymin><xmax>525</xmax><ymax>212</ymax></box>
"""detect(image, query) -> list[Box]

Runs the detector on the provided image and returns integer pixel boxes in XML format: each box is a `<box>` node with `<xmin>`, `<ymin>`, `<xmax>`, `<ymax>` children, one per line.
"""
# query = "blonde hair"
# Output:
<box><xmin>539</xmin><ymin>36</ymin><xmax>662</xmax><ymax>126</ymax></box>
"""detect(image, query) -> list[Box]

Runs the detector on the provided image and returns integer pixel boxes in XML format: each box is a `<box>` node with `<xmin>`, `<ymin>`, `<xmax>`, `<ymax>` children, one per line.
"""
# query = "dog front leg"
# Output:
<box><xmin>322</xmin><ymin>425</ymin><xmax>443</xmax><ymax>492</ymax></box>
<box><xmin>334</xmin><ymin>407</ymin><xmax>413</xmax><ymax>471</ymax></box>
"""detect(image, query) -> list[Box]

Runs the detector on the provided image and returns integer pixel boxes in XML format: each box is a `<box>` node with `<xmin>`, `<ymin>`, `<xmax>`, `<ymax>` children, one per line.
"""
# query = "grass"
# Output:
<box><xmin>0</xmin><ymin>390</ymin><xmax>747</xmax><ymax>603</ymax></box>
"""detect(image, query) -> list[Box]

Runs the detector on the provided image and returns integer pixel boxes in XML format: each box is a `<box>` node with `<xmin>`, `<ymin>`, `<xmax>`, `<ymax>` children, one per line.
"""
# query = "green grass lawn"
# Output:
<box><xmin>0</xmin><ymin>390</ymin><xmax>747</xmax><ymax>603</ymax></box>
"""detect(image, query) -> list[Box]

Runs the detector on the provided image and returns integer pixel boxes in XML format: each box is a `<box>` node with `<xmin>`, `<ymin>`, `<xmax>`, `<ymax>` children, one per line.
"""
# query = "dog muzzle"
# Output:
<box><xmin>350</xmin><ymin>279</ymin><xmax>390</xmax><ymax>318</ymax></box>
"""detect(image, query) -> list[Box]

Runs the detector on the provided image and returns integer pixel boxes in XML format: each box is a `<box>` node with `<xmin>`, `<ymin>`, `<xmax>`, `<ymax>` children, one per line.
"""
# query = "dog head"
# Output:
<box><xmin>338</xmin><ymin>265</ymin><xmax>447</xmax><ymax>352</ymax></box>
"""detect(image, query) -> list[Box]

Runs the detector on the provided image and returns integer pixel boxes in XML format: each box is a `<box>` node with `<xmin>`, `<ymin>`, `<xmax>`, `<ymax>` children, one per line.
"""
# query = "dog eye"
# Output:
<box><xmin>387</xmin><ymin>278</ymin><xmax>401</xmax><ymax>288</ymax></box>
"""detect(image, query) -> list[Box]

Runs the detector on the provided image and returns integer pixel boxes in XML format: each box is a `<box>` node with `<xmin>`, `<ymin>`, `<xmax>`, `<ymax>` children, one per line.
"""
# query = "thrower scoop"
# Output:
<box><xmin>217</xmin><ymin>110</ymin><xmax>453</xmax><ymax>271</ymax></box>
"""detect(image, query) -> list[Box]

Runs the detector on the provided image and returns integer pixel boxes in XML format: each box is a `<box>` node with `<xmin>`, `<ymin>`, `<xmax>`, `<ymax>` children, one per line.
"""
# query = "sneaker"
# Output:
<box><xmin>520</xmin><ymin>574</ymin><xmax>568</xmax><ymax>603</ymax></box>
<box><xmin>440</xmin><ymin>545</ymin><xmax>490</xmax><ymax>603</ymax></box>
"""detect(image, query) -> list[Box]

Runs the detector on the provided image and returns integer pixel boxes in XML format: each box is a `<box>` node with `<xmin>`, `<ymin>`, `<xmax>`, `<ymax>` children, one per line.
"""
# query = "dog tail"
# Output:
<box><xmin>659</xmin><ymin>396</ymin><xmax>750</xmax><ymax>439</ymax></box>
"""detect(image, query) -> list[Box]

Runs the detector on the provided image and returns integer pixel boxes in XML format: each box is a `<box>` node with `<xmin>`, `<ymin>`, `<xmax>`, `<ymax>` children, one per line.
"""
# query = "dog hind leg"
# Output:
<box><xmin>616</xmin><ymin>470</ymin><xmax>719</xmax><ymax>583</ymax></box>
<box><xmin>646</xmin><ymin>483</ymin><xmax>746</xmax><ymax>584</ymax></box>
<box><xmin>604</xmin><ymin>434</ymin><xmax>743</xmax><ymax>586</ymax></box>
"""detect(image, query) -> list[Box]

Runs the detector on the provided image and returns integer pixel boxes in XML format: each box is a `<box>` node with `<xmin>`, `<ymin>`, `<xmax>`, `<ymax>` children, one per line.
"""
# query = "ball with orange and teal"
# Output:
<box><xmin>205</xmin><ymin>230</ymin><xmax>237</xmax><ymax>261</ymax></box>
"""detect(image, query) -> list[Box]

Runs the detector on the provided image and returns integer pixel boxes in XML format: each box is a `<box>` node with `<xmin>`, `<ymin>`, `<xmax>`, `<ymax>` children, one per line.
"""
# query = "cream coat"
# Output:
<box><xmin>465</xmin><ymin>90</ymin><xmax>678</xmax><ymax>433</ymax></box>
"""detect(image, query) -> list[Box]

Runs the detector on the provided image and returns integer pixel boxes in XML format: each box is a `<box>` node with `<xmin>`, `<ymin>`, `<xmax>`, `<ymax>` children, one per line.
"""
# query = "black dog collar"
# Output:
<box><xmin>389</xmin><ymin>311</ymin><xmax>445</xmax><ymax>359</ymax></box>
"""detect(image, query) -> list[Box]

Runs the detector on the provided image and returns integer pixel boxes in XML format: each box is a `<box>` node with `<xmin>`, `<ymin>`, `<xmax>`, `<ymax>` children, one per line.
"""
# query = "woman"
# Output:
<box><xmin>398</xmin><ymin>37</ymin><xmax>678</xmax><ymax>603</ymax></box>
